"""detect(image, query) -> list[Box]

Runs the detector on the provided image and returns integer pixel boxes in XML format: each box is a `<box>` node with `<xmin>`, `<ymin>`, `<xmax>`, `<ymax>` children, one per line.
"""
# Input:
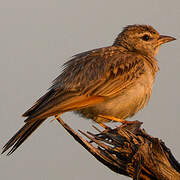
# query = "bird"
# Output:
<box><xmin>2</xmin><ymin>24</ymin><xmax>176</xmax><ymax>155</ymax></box>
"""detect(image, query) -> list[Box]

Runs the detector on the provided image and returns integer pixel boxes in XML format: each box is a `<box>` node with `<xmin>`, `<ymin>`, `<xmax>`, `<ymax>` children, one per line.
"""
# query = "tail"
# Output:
<box><xmin>2</xmin><ymin>118</ymin><xmax>45</xmax><ymax>155</ymax></box>
<box><xmin>2</xmin><ymin>89</ymin><xmax>55</xmax><ymax>155</ymax></box>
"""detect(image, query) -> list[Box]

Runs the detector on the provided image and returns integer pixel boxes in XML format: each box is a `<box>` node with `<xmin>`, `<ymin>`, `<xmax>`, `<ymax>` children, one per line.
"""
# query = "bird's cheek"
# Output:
<box><xmin>154</xmin><ymin>46</ymin><xmax>160</xmax><ymax>56</ymax></box>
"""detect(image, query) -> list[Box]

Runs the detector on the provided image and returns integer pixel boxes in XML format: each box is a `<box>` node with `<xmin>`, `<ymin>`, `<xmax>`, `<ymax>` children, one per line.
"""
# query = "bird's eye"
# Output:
<box><xmin>142</xmin><ymin>34</ymin><xmax>150</xmax><ymax>41</ymax></box>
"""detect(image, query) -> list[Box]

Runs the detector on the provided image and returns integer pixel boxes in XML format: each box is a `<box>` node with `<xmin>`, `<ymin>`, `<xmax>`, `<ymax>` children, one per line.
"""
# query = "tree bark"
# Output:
<box><xmin>55</xmin><ymin>117</ymin><xmax>180</xmax><ymax>180</ymax></box>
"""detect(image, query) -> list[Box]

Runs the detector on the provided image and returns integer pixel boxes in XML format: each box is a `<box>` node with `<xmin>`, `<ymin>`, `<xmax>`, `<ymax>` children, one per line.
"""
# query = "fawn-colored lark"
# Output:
<box><xmin>2</xmin><ymin>24</ymin><xmax>176</xmax><ymax>155</ymax></box>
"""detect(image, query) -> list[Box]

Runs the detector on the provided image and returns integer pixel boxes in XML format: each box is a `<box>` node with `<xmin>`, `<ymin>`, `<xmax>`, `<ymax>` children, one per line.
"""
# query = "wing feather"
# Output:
<box><xmin>23</xmin><ymin>46</ymin><xmax>145</xmax><ymax>121</ymax></box>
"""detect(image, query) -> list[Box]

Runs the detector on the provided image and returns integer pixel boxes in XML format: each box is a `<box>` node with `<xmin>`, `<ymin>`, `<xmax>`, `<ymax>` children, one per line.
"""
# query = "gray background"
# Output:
<box><xmin>0</xmin><ymin>1</ymin><xmax>179</xmax><ymax>180</ymax></box>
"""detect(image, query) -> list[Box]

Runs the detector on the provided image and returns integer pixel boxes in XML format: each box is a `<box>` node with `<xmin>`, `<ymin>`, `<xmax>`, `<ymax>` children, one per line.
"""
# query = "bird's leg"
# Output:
<box><xmin>98</xmin><ymin>115</ymin><xmax>125</xmax><ymax>123</ymax></box>
<box><xmin>55</xmin><ymin>114</ymin><xmax>63</xmax><ymax>125</ymax></box>
<box><xmin>55</xmin><ymin>113</ymin><xmax>63</xmax><ymax>119</ymax></box>
<box><xmin>97</xmin><ymin>114</ymin><xmax>138</xmax><ymax>126</ymax></box>
<box><xmin>50</xmin><ymin>113</ymin><xmax>63</xmax><ymax>123</ymax></box>
<box><xmin>55</xmin><ymin>113</ymin><xmax>63</xmax><ymax>121</ymax></box>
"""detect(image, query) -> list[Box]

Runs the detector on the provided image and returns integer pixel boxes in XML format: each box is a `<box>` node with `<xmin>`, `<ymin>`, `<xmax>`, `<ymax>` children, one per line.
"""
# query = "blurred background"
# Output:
<box><xmin>0</xmin><ymin>1</ymin><xmax>179</xmax><ymax>180</ymax></box>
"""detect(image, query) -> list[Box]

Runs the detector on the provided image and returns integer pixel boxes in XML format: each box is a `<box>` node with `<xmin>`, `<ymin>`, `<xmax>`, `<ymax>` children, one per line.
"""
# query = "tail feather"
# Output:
<box><xmin>2</xmin><ymin>119</ymin><xmax>45</xmax><ymax>155</ymax></box>
<box><xmin>22</xmin><ymin>89</ymin><xmax>55</xmax><ymax>117</ymax></box>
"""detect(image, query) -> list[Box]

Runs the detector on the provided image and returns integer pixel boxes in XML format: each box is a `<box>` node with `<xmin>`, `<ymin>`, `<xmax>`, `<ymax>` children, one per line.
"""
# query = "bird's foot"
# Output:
<box><xmin>51</xmin><ymin>113</ymin><xmax>63</xmax><ymax>123</ymax></box>
<box><xmin>120</xmin><ymin>120</ymin><xmax>140</xmax><ymax>125</ymax></box>
<box><xmin>55</xmin><ymin>113</ymin><xmax>62</xmax><ymax>119</ymax></box>
<box><xmin>98</xmin><ymin>115</ymin><xmax>125</xmax><ymax>123</ymax></box>
<box><xmin>97</xmin><ymin>115</ymin><xmax>140</xmax><ymax>127</ymax></box>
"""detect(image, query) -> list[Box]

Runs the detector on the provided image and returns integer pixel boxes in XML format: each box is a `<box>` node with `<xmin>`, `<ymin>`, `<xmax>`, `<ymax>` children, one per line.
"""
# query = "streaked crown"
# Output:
<box><xmin>113</xmin><ymin>24</ymin><xmax>175</xmax><ymax>57</ymax></box>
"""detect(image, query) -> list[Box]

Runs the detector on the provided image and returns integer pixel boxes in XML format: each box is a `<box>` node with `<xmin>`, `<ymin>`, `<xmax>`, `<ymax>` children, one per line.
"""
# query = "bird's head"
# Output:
<box><xmin>113</xmin><ymin>24</ymin><xmax>176</xmax><ymax>57</ymax></box>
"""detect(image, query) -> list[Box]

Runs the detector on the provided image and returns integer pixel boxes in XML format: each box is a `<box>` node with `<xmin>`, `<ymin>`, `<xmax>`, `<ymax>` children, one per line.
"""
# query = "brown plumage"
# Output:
<box><xmin>2</xmin><ymin>24</ymin><xmax>176</xmax><ymax>155</ymax></box>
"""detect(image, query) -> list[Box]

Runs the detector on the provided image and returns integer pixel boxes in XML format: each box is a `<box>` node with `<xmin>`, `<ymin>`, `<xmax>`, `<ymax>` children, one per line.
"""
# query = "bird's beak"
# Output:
<box><xmin>158</xmin><ymin>35</ymin><xmax>176</xmax><ymax>46</ymax></box>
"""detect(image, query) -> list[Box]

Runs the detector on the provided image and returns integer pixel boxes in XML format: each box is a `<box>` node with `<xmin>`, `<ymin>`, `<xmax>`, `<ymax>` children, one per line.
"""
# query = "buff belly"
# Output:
<box><xmin>76</xmin><ymin>68</ymin><xmax>154</xmax><ymax>123</ymax></box>
<box><xmin>76</xmin><ymin>82</ymin><xmax>152</xmax><ymax>122</ymax></box>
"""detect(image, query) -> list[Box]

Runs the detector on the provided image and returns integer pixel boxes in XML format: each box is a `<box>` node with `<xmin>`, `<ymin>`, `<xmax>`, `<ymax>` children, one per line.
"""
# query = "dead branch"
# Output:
<box><xmin>56</xmin><ymin>117</ymin><xmax>180</xmax><ymax>180</ymax></box>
